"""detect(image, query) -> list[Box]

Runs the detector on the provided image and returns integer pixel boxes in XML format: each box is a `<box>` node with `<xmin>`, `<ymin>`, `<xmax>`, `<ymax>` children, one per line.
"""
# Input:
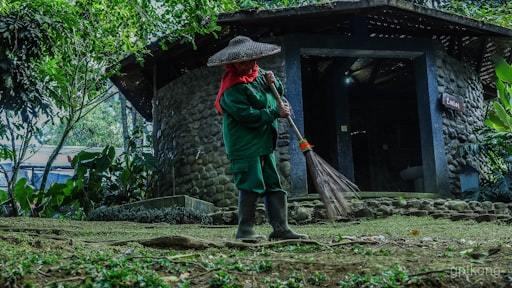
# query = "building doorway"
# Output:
<box><xmin>301</xmin><ymin>56</ymin><xmax>423</xmax><ymax>192</ymax></box>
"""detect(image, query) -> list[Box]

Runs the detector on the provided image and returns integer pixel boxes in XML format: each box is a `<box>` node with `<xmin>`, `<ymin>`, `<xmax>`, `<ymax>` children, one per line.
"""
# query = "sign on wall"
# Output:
<box><xmin>441</xmin><ymin>93</ymin><xmax>464</xmax><ymax>112</ymax></box>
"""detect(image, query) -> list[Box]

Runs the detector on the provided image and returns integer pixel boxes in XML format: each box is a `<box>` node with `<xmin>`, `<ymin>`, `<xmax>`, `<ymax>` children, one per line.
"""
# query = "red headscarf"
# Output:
<box><xmin>214</xmin><ymin>63</ymin><xmax>259</xmax><ymax>114</ymax></box>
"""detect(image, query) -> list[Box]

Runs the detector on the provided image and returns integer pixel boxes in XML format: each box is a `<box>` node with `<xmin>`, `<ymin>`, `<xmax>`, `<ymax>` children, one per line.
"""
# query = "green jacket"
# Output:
<box><xmin>220</xmin><ymin>71</ymin><xmax>284</xmax><ymax>160</ymax></box>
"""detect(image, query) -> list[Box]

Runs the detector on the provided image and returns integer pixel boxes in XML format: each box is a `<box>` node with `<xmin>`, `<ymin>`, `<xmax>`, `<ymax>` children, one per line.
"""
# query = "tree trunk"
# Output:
<box><xmin>8</xmin><ymin>137</ymin><xmax>30</xmax><ymax>216</ymax></box>
<box><xmin>6</xmin><ymin>181</ymin><xmax>18</xmax><ymax>217</ymax></box>
<box><xmin>120</xmin><ymin>95</ymin><xmax>129</xmax><ymax>152</ymax></box>
<box><xmin>4</xmin><ymin>112</ymin><xmax>18</xmax><ymax>216</ymax></box>
<box><xmin>131</xmin><ymin>107</ymin><xmax>143</xmax><ymax>146</ymax></box>
<box><xmin>142</xmin><ymin>122</ymin><xmax>150</xmax><ymax>146</ymax></box>
<box><xmin>39</xmin><ymin>124</ymin><xmax>72</xmax><ymax>193</ymax></box>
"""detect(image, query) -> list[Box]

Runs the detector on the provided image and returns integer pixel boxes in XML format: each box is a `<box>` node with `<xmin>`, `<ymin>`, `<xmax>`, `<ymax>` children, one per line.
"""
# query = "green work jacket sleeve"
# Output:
<box><xmin>220</xmin><ymin>85</ymin><xmax>280</xmax><ymax>129</ymax></box>
<box><xmin>220</xmin><ymin>71</ymin><xmax>284</xmax><ymax>160</ymax></box>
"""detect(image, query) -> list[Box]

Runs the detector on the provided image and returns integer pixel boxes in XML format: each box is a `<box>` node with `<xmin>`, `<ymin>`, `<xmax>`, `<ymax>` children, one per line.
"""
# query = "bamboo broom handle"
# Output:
<box><xmin>264</xmin><ymin>72</ymin><xmax>305</xmax><ymax>142</ymax></box>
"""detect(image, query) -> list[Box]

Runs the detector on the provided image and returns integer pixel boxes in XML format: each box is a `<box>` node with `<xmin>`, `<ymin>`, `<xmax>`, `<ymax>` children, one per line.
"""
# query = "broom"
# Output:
<box><xmin>264</xmin><ymin>72</ymin><xmax>360</xmax><ymax>219</ymax></box>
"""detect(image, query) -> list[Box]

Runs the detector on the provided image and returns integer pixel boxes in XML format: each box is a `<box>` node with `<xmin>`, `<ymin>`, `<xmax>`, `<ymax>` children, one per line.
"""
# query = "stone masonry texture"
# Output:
<box><xmin>435</xmin><ymin>46</ymin><xmax>491</xmax><ymax>195</ymax></box>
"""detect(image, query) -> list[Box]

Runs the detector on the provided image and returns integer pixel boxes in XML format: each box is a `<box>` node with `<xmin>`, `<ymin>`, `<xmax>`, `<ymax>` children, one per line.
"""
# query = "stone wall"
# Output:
<box><xmin>211</xmin><ymin>197</ymin><xmax>512</xmax><ymax>225</ymax></box>
<box><xmin>153</xmin><ymin>51</ymin><xmax>291</xmax><ymax>207</ymax></box>
<box><xmin>435</xmin><ymin>47</ymin><xmax>491</xmax><ymax>195</ymax></box>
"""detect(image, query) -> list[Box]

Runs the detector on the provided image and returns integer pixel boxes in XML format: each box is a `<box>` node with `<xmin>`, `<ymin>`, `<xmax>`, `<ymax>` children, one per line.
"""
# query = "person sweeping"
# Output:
<box><xmin>207</xmin><ymin>36</ymin><xmax>308</xmax><ymax>241</ymax></box>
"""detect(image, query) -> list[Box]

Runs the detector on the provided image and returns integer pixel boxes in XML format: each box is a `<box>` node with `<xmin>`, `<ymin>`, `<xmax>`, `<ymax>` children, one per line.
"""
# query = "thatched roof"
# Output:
<box><xmin>111</xmin><ymin>0</ymin><xmax>512</xmax><ymax>121</ymax></box>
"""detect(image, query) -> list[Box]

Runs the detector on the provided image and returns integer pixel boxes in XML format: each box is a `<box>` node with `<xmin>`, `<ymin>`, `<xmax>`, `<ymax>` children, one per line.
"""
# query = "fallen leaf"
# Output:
<box><xmin>180</xmin><ymin>272</ymin><xmax>190</xmax><ymax>280</ymax></box>
<box><xmin>162</xmin><ymin>275</ymin><xmax>179</xmax><ymax>283</ymax></box>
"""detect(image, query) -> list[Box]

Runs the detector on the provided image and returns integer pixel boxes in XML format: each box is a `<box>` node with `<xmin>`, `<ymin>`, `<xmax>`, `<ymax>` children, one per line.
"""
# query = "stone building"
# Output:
<box><xmin>112</xmin><ymin>0</ymin><xmax>512</xmax><ymax>207</ymax></box>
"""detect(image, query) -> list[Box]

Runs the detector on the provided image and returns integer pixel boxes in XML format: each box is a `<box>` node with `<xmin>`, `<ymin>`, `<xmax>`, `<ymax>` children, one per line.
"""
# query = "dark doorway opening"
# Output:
<box><xmin>301</xmin><ymin>56</ymin><xmax>423</xmax><ymax>192</ymax></box>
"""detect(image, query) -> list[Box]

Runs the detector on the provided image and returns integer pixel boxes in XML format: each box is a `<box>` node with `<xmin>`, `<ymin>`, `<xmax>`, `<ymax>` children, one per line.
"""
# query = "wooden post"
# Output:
<box><xmin>414</xmin><ymin>49</ymin><xmax>449</xmax><ymax>194</ymax></box>
<box><xmin>283</xmin><ymin>35</ymin><xmax>308</xmax><ymax>197</ymax></box>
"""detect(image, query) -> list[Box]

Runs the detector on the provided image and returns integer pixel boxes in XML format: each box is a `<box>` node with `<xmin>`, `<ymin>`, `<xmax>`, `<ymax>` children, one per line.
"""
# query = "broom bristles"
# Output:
<box><xmin>305</xmin><ymin>150</ymin><xmax>359</xmax><ymax>219</ymax></box>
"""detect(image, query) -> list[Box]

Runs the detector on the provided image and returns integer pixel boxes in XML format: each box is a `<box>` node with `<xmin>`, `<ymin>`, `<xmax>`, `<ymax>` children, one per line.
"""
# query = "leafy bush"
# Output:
<box><xmin>485</xmin><ymin>58</ymin><xmax>512</xmax><ymax>133</ymax></box>
<box><xmin>102</xmin><ymin>128</ymin><xmax>156</xmax><ymax>206</ymax></box>
<box><xmin>0</xmin><ymin>176</ymin><xmax>78</xmax><ymax>217</ymax></box>
<box><xmin>88</xmin><ymin>206</ymin><xmax>212</xmax><ymax>225</ymax></box>
<box><xmin>478</xmin><ymin>59</ymin><xmax>512</xmax><ymax>201</ymax></box>
<box><xmin>458</xmin><ymin>58</ymin><xmax>512</xmax><ymax>201</ymax></box>
<box><xmin>0</xmin><ymin>127</ymin><xmax>156</xmax><ymax>217</ymax></box>
<box><xmin>48</xmin><ymin>131</ymin><xmax>156</xmax><ymax>214</ymax></box>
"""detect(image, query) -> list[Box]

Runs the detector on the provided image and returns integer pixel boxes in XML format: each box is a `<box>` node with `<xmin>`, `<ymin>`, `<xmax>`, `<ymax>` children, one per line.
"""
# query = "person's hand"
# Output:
<box><xmin>265</xmin><ymin>71</ymin><xmax>276</xmax><ymax>85</ymax></box>
<box><xmin>279</xmin><ymin>102</ymin><xmax>290</xmax><ymax>118</ymax></box>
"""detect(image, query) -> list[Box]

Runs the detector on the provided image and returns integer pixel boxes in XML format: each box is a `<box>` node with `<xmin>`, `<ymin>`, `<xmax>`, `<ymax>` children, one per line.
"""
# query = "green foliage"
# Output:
<box><xmin>4</xmin><ymin>130</ymin><xmax>156</xmax><ymax>217</ymax></box>
<box><xmin>458</xmin><ymin>128</ymin><xmax>511</xmax><ymax>180</ymax></box>
<box><xmin>83</xmin><ymin>257</ymin><xmax>169</xmax><ymax>287</ymax></box>
<box><xmin>0</xmin><ymin>3</ymin><xmax>56</xmax><ymax>117</ymax></box>
<box><xmin>0</xmin><ymin>245</ymin><xmax>60</xmax><ymax>287</ymax></box>
<box><xmin>338</xmin><ymin>265</ymin><xmax>409</xmax><ymax>288</ymax></box>
<box><xmin>67</xmin><ymin>129</ymin><xmax>155</xmax><ymax>210</ymax></box>
<box><xmin>13</xmin><ymin>178</ymin><xmax>36</xmax><ymax>213</ymax></box>
<box><xmin>0</xmin><ymin>145</ymin><xmax>13</xmax><ymax>160</ymax></box>
<box><xmin>209</xmin><ymin>270</ymin><xmax>240</xmax><ymax>288</ymax></box>
<box><xmin>481</xmin><ymin>58</ymin><xmax>512</xmax><ymax>193</ymax></box>
<box><xmin>73</xmin><ymin>146</ymin><xmax>116</xmax><ymax>190</ymax></box>
<box><xmin>42</xmin><ymin>97</ymin><xmax>124</xmax><ymax>147</ymax></box>
<box><xmin>104</xmin><ymin>128</ymin><xmax>156</xmax><ymax>206</ymax></box>
<box><xmin>7</xmin><ymin>176</ymin><xmax>78</xmax><ymax>217</ymax></box>
<box><xmin>458</xmin><ymin>58</ymin><xmax>512</xmax><ymax>201</ymax></box>
<box><xmin>486</xmin><ymin>58</ymin><xmax>512</xmax><ymax>133</ymax></box>
<box><xmin>478</xmin><ymin>173</ymin><xmax>512</xmax><ymax>202</ymax></box>
<box><xmin>88</xmin><ymin>206</ymin><xmax>212</xmax><ymax>224</ymax></box>
<box><xmin>3</xmin><ymin>215</ymin><xmax>512</xmax><ymax>287</ymax></box>
<box><xmin>306</xmin><ymin>271</ymin><xmax>329</xmax><ymax>286</ymax></box>
<box><xmin>444</xmin><ymin>1</ymin><xmax>512</xmax><ymax>29</ymax></box>
<box><xmin>251</xmin><ymin>260</ymin><xmax>273</xmax><ymax>273</ymax></box>
<box><xmin>227</xmin><ymin>0</ymin><xmax>327</xmax><ymax>10</ymax></box>
<box><xmin>0</xmin><ymin>241</ymin><xmax>170</xmax><ymax>287</ymax></box>
<box><xmin>70</xmin><ymin>145</ymin><xmax>116</xmax><ymax>211</ymax></box>
<box><xmin>0</xmin><ymin>189</ymin><xmax>7</xmax><ymax>205</ymax></box>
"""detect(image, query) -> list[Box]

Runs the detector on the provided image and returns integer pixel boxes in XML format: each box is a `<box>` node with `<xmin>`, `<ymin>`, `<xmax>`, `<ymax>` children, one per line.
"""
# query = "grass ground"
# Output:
<box><xmin>1</xmin><ymin>216</ymin><xmax>512</xmax><ymax>287</ymax></box>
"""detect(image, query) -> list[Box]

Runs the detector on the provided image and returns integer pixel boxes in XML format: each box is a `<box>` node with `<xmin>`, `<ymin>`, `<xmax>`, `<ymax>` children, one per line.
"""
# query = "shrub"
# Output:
<box><xmin>87</xmin><ymin>206</ymin><xmax>212</xmax><ymax>224</ymax></box>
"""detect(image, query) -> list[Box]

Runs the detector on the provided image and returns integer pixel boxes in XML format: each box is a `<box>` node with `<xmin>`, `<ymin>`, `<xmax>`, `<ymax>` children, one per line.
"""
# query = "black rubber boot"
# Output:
<box><xmin>236</xmin><ymin>190</ymin><xmax>265</xmax><ymax>242</ymax></box>
<box><xmin>264</xmin><ymin>190</ymin><xmax>309</xmax><ymax>240</ymax></box>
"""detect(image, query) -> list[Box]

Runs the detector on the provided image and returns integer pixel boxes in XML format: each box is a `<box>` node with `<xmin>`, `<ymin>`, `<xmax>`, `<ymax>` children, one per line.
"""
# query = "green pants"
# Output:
<box><xmin>229</xmin><ymin>153</ymin><xmax>286</xmax><ymax>194</ymax></box>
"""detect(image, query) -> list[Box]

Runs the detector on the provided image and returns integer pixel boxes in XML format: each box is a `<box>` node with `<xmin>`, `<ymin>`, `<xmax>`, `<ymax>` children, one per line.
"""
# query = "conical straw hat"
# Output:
<box><xmin>207</xmin><ymin>36</ymin><xmax>281</xmax><ymax>67</ymax></box>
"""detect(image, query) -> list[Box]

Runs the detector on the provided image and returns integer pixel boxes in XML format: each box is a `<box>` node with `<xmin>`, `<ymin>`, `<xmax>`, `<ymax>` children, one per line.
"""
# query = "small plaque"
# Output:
<box><xmin>442</xmin><ymin>93</ymin><xmax>464</xmax><ymax>112</ymax></box>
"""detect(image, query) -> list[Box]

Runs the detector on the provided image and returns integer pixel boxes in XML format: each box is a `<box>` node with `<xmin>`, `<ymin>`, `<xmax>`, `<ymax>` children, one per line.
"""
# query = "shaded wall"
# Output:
<box><xmin>436</xmin><ymin>47</ymin><xmax>491</xmax><ymax>195</ymax></box>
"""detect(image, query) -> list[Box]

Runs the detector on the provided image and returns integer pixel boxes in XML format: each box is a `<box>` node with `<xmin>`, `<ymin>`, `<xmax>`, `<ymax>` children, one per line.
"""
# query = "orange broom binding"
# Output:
<box><xmin>299</xmin><ymin>139</ymin><xmax>313</xmax><ymax>153</ymax></box>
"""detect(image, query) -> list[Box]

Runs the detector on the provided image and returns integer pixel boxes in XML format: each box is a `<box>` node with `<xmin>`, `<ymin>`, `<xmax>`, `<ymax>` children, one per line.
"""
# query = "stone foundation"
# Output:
<box><xmin>210</xmin><ymin>197</ymin><xmax>512</xmax><ymax>225</ymax></box>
